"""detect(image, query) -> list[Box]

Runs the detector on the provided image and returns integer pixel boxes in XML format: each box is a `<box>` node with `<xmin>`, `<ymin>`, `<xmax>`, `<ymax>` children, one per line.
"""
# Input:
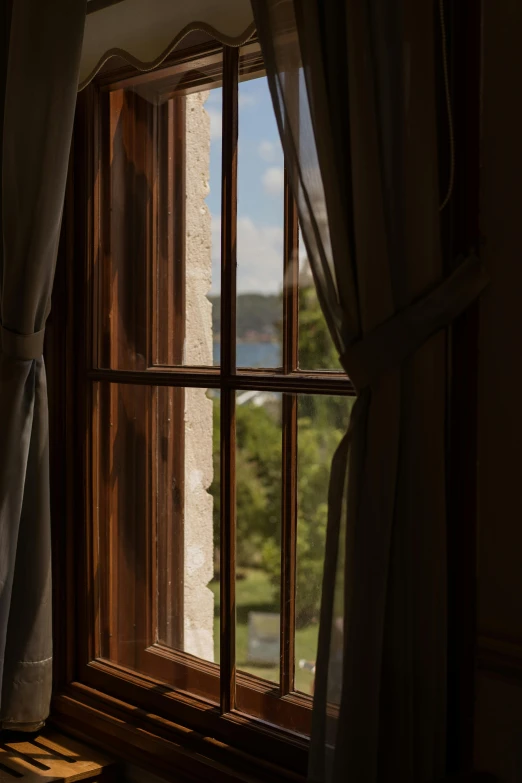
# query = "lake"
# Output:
<box><xmin>213</xmin><ymin>342</ymin><xmax>281</xmax><ymax>367</ymax></box>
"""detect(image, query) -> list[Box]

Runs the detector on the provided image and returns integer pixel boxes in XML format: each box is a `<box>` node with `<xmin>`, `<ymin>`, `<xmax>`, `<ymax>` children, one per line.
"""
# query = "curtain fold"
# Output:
<box><xmin>0</xmin><ymin>0</ymin><xmax>86</xmax><ymax>729</ymax></box>
<box><xmin>80</xmin><ymin>0</ymin><xmax>256</xmax><ymax>90</ymax></box>
<box><xmin>251</xmin><ymin>2</ymin><xmax>488</xmax><ymax>781</ymax></box>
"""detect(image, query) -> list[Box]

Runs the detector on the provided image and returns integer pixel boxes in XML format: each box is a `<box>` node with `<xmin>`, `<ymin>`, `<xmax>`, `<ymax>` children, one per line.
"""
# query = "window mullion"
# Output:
<box><xmin>219</xmin><ymin>45</ymin><xmax>239</xmax><ymax>715</ymax></box>
<box><xmin>280</xmin><ymin>393</ymin><xmax>298</xmax><ymax>694</ymax></box>
<box><xmin>172</xmin><ymin>96</ymin><xmax>186</xmax><ymax>366</ymax></box>
<box><xmin>283</xmin><ymin>174</ymin><xmax>299</xmax><ymax>373</ymax></box>
<box><xmin>281</xmin><ymin>166</ymin><xmax>299</xmax><ymax>694</ymax></box>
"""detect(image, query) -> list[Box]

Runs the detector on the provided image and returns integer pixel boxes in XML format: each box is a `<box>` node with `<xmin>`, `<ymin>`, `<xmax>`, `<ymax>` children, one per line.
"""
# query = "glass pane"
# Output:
<box><xmin>98</xmin><ymin>67</ymin><xmax>222</xmax><ymax>370</ymax></box>
<box><xmin>156</xmin><ymin>385</ymin><xmax>185</xmax><ymax>647</ymax></box>
<box><xmin>97</xmin><ymin>381</ymin><xmax>151</xmax><ymax>665</ymax></box>
<box><xmin>206</xmin><ymin>389</ymin><xmax>221</xmax><ymax>666</ymax></box>
<box><xmin>294</xmin><ymin>394</ymin><xmax>354</xmax><ymax>694</ymax></box>
<box><xmin>184</xmin><ymin>86</ymin><xmax>222</xmax><ymax>367</ymax></box>
<box><xmin>97</xmin><ymin>89</ymin><xmax>153</xmax><ymax>371</ymax></box>
<box><xmin>234</xmin><ymin>389</ymin><xmax>282</xmax><ymax>686</ymax></box>
<box><xmin>235</xmin><ymin>71</ymin><xmax>283</xmax><ymax>368</ymax></box>
<box><xmin>156</xmin><ymin>86</ymin><xmax>223</xmax><ymax>368</ymax></box>
<box><xmin>97</xmin><ymin>382</ymin><xmax>219</xmax><ymax>684</ymax></box>
<box><xmin>156</xmin><ymin>386</ymin><xmax>218</xmax><ymax>662</ymax></box>
<box><xmin>298</xmin><ymin>227</ymin><xmax>343</xmax><ymax>372</ymax></box>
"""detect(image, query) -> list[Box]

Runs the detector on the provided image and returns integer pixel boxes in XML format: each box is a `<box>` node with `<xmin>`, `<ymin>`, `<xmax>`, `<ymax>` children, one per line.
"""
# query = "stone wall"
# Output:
<box><xmin>182</xmin><ymin>90</ymin><xmax>215</xmax><ymax>662</ymax></box>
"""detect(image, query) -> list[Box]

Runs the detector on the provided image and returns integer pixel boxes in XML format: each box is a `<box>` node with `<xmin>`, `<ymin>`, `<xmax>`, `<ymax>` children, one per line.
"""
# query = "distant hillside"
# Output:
<box><xmin>209</xmin><ymin>293</ymin><xmax>281</xmax><ymax>341</ymax></box>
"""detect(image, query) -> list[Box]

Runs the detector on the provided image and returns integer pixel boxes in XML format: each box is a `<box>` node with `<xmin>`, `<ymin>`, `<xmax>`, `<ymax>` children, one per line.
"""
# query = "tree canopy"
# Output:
<box><xmin>210</xmin><ymin>293</ymin><xmax>281</xmax><ymax>340</ymax></box>
<box><xmin>209</xmin><ymin>281</ymin><xmax>353</xmax><ymax>625</ymax></box>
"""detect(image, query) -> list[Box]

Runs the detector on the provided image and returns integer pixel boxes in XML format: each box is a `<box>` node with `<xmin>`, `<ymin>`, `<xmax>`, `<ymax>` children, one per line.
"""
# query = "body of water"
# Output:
<box><xmin>213</xmin><ymin>341</ymin><xmax>281</xmax><ymax>368</ymax></box>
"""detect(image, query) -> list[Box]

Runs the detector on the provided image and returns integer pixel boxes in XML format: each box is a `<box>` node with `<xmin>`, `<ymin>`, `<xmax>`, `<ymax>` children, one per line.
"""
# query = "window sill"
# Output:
<box><xmin>51</xmin><ymin>684</ymin><xmax>306</xmax><ymax>783</ymax></box>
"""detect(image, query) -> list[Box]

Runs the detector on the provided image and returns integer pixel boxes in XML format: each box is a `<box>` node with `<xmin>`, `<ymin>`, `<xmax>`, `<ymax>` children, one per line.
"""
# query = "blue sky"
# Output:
<box><xmin>204</xmin><ymin>77</ymin><xmax>286</xmax><ymax>295</ymax></box>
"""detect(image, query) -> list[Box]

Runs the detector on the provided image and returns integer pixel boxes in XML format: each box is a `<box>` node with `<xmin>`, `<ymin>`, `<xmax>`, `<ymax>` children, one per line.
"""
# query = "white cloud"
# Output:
<box><xmin>206</xmin><ymin>108</ymin><xmax>222</xmax><ymax>140</ymax></box>
<box><xmin>258</xmin><ymin>140</ymin><xmax>279</xmax><ymax>162</ymax></box>
<box><xmin>239</xmin><ymin>92</ymin><xmax>257</xmax><ymax>107</ymax></box>
<box><xmin>262</xmin><ymin>166</ymin><xmax>284</xmax><ymax>195</ymax></box>
<box><xmin>210</xmin><ymin>215</ymin><xmax>284</xmax><ymax>294</ymax></box>
<box><xmin>205</xmin><ymin>90</ymin><xmax>221</xmax><ymax>106</ymax></box>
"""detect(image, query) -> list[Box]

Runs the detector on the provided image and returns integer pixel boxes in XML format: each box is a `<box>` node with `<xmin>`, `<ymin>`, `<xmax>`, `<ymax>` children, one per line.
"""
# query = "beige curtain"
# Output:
<box><xmin>80</xmin><ymin>0</ymin><xmax>255</xmax><ymax>89</ymax></box>
<box><xmin>0</xmin><ymin>0</ymin><xmax>86</xmax><ymax>729</ymax></box>
<box><xmin>251</xmin><ymin>2</ymin><xmax>488</xmax><ymax>781</ymax></box>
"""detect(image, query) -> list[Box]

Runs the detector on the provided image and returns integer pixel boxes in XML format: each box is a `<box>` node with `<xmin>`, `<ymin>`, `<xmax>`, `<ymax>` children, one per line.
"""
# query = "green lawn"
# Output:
<box><xmin>209</xmin><ymin>568</ymin><xmax>318</xmax><ymax>694</ymax></box>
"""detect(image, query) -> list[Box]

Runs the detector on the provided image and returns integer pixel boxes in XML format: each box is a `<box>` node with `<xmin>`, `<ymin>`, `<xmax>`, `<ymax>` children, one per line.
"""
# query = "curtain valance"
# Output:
<box><xmin>80</xmin><ymin>0</ymin><xmax>255</xmax><ymax>89</ymax></box>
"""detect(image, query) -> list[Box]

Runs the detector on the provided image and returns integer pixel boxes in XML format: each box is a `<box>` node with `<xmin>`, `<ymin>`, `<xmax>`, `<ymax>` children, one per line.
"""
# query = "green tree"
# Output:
<box><xmin>210</xmin><ymin>398</ymin><xmax>281</xmax><ymax>569</ymax></box>
<box><xmin>210</xmin><ymin>281</ymin><xmax>353</xmax><ymax>625</ymax></box>
<box><xmin>298</xmin><ymin>282</ymin><xmax>351</xmax><ymax>431</ymax></box>
<box><xmin>261</xmin><ymin>412</ymin><xmax>346</xmax><ymax>627</ymax></box>
<box><xmin>209</xmin><ymin>293</ymin><xmax>280</xmax><ymax>340</ymax></box>
<box><xmin>298</xmin><ymin>283</ymin><xmax>341</xmax><ymax>373</ymax></box>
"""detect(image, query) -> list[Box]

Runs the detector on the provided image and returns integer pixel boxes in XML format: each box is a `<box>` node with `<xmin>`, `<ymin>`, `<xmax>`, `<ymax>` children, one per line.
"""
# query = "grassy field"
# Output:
<box><xmin>209</xmin><ymin>568</ymin><xmax>318</xmax><ymax>694</ymax></box>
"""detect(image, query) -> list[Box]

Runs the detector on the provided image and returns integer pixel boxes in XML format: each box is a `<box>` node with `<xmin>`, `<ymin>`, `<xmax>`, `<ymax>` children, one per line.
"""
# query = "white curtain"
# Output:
<box><xmin>251</xmin><ymin>1</ymin><xmax>488</xmax><ymax>781</ymax></box>
<box><xmin>0</xmin><ymin>0</ymin><xmax>86</xmax><ymax>729</ymax></box>
<box><xmin>80</xmin><ymin>0</ymin><xmax>255</xmax><ymax>89</ymax></box>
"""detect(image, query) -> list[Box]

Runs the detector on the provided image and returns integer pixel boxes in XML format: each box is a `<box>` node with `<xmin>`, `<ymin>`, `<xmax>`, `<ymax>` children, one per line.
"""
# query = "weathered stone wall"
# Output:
<box><xmin>182</xmin><ymin>90</ymin><xmax>214</xmax><ymax>661</ymax></box>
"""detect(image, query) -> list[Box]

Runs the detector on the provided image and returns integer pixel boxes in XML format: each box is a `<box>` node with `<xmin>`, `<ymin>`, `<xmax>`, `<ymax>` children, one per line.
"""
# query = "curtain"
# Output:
<box><xmin>80</xmin><ymin>0</ymin><xmax>255</xmax><ymax>90</ymax></box>
<box><xmin>251</xmin><ymin>2</ymin><xmax>488</xmax><ymax>781</ymax></box>
<box><xmin>0</xmin><ymin>0</ymin><xmax>86</xmax><ymax>729</ymax></box>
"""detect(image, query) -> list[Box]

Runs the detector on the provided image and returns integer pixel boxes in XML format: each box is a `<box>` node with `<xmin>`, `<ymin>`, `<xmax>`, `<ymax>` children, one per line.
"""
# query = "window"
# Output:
<box><xmin>54</xmin><ymin>36</ymin><xmax>355</xmax><ymax>775</ymax></box>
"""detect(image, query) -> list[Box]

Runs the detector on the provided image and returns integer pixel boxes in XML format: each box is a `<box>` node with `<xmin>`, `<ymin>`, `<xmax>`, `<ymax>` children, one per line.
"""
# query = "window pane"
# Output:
<box><xmin>184</xmin><ymin>86</ymin><xmax>222</xmax><ymax>367</ymax></box>
<box><xmin>298</xmin><ymin>228</ymin><xmax>343</xmax><ymax>372</ymax></box>
<box><xmin>156</xmin><ymin>86</ymin><xmax>223</xmax><ymax>368</ymax></box>
<box><xmin>294</xmin><ymin>394</ymin><xmax>354</xmax><ymax>694</ymax></box>
<box><xmin>97</xmin><ymin>381</ymin><xmax>152</xmax><ymax>666</ymax></box>
<box><xmin>98</xmin><ymin>89</ymin><xmax>154</xmax><ymax>371</ymax></box>
<box><xmin>235</xmin><ymin>72</ymin><xmax>283</xmax><ymax>368</ymax></box>
<box><xmin>234</xmin><ymin>390</ymin><xmax>282</xmax><ymax>687</ymax></box>
<box><xmin>156</xmin><ymin>386</ymin><xmax>218</xmax><ymax>662</ymax></box>
<box><xmin>156</xmin><ymin>385</ymin><xmax>185</xmax><ymax>648</ymax></box>
<box><xmin>98</xmin><ymin>71</ymin><xmax>222</xmax><ymax>370</ymax></box>
<box><xmin>96</xmin><ymin>382</ymin><xmax>219</xmax><ymax>694</ymax></box>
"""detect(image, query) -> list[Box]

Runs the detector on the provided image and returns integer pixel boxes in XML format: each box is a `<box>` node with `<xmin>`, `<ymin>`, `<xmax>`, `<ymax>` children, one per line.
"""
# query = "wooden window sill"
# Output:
<box><xmin>50</xmin><ymin>685</ymin><xmax>306</xmax><ymax>783</ymax></box>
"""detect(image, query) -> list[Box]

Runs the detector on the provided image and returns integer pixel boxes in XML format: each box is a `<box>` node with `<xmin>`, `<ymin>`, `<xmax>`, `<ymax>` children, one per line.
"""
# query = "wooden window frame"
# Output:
<box><xmin>47</xmin><ymin>2</ymin><xmax>483</xmax><ymax>779</ymax></box>
<box><xmin>49</xmin><ymin>36</ymin><xmax>353</xmax><ymax>782</ymax></box>
<box><xmin>84</xmin><ymin>40</ymin><xmax>353</xmax><ymax>731</ymax></box>
<box><xmin>96</xmin><ymin>75</ymin><xmax>187</xmax><ymax>660</ymax></box>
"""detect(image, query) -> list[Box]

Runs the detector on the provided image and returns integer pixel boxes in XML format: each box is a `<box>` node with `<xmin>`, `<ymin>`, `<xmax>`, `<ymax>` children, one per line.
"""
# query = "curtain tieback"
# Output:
<box><xmin>341</xmin><ymin>252</ymin><xmax>489</xmax><ymax>392</ymax></box>
<box><xmin>0</xmin><ymin>324</ymin><xmax>45</xmax><ymax>360</ymax></box>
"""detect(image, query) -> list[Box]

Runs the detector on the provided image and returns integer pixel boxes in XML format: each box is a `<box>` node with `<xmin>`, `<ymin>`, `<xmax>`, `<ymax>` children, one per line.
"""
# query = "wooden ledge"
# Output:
<box><xmin>0</xmin><ymin>730</ymin><xmax>119</xmax><ymax>783</ymax></box>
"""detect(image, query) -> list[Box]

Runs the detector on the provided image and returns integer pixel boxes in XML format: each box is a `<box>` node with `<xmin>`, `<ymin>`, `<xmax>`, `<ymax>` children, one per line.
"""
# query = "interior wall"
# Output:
<box><xmin>476</xmin><ymin>1</ymin><xmax>522</xmax><ymax>780</ymax></box>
